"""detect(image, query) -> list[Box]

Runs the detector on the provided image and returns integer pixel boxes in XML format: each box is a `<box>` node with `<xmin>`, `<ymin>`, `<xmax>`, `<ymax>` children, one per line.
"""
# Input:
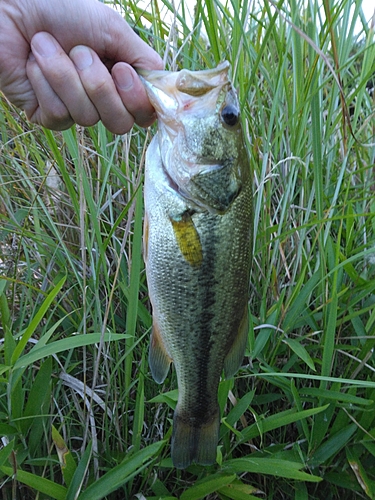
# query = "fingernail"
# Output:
<box><xmin>31</xmin><ymin>32</ymin><xmax>58</xmax><ymax>57</ymax></box>
<box><xmin>70</xmin><ymin>46</ymin><xmax>93</xmax><ymax>71</ymax></box>
<box><xmin>114</xmin><ymin>67</ymin><xmax>134</xmax><ymax>91</ymax></box>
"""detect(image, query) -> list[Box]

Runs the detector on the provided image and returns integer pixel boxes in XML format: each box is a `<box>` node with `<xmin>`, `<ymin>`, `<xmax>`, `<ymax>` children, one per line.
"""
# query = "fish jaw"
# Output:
<box><xmin>138</xmin><ymin>61</ymin><xmax>231</xmax><ymax>117</ymax></box>
<box><xmin>140</xmin><ymin>62</ymin><xmax>247</xmax><ymax>213</ymax></box>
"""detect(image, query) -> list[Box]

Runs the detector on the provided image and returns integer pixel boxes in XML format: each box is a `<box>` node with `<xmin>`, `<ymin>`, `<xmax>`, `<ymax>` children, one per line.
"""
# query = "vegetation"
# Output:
<box><xmin>1</xmin><ymin>0</ymin><xmax>375</xmax><ymax>498</ymax></box>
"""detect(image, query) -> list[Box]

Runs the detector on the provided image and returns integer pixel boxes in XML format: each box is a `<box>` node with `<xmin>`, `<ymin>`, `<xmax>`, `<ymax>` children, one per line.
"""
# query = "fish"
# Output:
<box><xmin>140</xmin><ymin>61</ymin><xmax>252</xmax><ymax>469</ymax></box>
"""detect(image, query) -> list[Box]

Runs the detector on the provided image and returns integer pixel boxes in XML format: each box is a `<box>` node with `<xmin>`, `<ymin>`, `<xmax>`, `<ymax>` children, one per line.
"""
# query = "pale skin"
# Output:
<box><xmin>0</xmin><ymin>0</ymin><xmax>164</xmax><ymax>134</ymax></box>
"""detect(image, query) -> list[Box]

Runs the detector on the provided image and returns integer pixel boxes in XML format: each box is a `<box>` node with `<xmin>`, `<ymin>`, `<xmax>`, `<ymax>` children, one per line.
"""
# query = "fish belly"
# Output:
<box><xmin>144</xmin><ymin>135</ymin><xmax>252</xmax><ymax>468</ymax></box>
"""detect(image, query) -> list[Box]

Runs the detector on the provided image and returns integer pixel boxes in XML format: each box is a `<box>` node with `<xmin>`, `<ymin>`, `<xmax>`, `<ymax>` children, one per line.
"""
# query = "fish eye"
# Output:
<box><xmin>221</xmin><ymin>104</ymin><xmax>239</xmax><ymax>127</ymax></box>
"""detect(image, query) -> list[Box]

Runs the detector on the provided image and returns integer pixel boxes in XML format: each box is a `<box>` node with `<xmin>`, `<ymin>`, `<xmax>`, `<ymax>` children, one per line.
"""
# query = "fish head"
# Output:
<box><xmin>140</xmin><ymin>62</ymin><xmax>249</xmax><ymax>213</ymax></box>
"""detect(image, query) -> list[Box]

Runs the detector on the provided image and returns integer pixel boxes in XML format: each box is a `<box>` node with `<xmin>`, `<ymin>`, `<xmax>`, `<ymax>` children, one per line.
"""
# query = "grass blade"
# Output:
<box><xmin>77</xmin><ymin>441</ymin><xmax>165</xmax><ymax>500</ymax></box>
<box><xmin>0</xmin><ymin>466</ymin><xmax>67</xmax><ymax>500</ymax></box>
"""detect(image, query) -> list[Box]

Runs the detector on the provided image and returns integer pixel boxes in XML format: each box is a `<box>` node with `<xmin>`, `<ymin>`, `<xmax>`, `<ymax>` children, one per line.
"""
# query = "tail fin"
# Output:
<box><xmin>171</xmin><ymin>407</ymin><xmax>220</xmax><ymax>469</ymax></box>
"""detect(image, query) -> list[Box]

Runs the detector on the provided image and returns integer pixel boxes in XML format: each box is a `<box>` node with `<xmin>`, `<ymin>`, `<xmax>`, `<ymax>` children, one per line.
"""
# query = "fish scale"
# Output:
<box><xmin>140</xmin><ymin>62</ymin><xmax>253</xmax><ymax>469</ymax></box>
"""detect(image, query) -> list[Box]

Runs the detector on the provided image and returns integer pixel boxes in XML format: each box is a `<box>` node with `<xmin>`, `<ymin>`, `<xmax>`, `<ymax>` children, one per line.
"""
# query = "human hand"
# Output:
<box><xmin>0</xmin><ymin>0</ymin><xmax>163</xmax><ymax>133</ymax></box>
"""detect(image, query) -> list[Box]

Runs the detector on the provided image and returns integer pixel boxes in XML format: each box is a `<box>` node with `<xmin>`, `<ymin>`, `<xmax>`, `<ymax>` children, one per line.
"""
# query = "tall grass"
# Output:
<box><xmin>1</xmin><ymin>0</ymin><xmax>375</xmax><ymax>498</ymax></box>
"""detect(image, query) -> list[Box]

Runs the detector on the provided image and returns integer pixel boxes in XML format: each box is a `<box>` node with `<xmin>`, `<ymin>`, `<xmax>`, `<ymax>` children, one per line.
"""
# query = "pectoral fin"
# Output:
<box><xmin>224</xmin><ymin>306</ymin><xmax>249</xmax><ymax>378</ymax></box>
<box><xmin>149</xmin><ymin>319</ymin><xmax>172</xmax><ymax>384</ymax></box>
<box><xmin>169</xmin><ymin>211</ymin><xmax>203</xmax><ymax>267</ymax></box>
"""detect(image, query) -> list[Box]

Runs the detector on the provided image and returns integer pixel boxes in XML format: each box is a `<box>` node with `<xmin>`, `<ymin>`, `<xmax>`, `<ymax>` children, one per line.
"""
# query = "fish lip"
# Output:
<box><xmin>137</xmin><ymin>61</ymin><xmax>230</xmax><ymax>84</ymax></box>
<box><xmin>138</xmin><ymin>61</ymin><xmax>231</xmax><ymax>115</ymax></box>
<box><xmin>136</xmin><ymin>67</ymin><xmax>166</xmax><ymax>79</ymax></box>
<box><xmin>140</xmin><ymin>77</ymin><xmax>178</xmax><ymax>113</ymax></box>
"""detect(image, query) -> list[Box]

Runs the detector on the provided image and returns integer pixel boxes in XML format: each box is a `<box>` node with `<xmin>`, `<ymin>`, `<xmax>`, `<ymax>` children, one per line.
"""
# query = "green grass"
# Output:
<box><xmin>1</xmin><ymin>0</ymin><xmax>375</xmax><ymax>498</ymax></box>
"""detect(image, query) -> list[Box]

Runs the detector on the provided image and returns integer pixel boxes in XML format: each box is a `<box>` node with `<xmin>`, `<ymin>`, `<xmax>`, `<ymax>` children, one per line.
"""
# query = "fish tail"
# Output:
<box><xmin>171</xmin><ymin>407</ymin><xmax>220</xmax><ymax>469</ymax></box>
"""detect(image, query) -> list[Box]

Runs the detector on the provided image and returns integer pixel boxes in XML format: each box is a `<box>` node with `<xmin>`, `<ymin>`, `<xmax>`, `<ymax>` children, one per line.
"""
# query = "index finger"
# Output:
<box><xmin>112</xmin><ymin>62</ymin><xmax>157</xmax><ymax>128</ymax></box>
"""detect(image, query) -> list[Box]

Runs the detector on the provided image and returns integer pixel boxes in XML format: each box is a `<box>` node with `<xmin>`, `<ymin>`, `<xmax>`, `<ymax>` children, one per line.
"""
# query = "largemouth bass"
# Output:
<box><xmin>141</xmin><ymin>61</ymin><xmax>252</xmax><ymax>469</ymax></box>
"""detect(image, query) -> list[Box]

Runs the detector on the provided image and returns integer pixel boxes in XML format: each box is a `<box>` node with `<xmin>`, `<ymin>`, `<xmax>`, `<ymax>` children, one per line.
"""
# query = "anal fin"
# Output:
<box><xmin>149</xmin><ymin>320</ymin><xmax>171</xmax><ymax>384</ymax></box>
<box><xmin>224</xmin><ymin>305</ymin><xmax>249</xmax><ymax>378</ymax></box>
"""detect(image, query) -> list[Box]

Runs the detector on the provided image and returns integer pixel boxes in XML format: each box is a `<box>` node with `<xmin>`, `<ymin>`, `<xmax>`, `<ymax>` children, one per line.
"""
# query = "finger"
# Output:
<box><xmin>30</xmin><ymin>32</ymin><xmax>100</xmax><ymax>129</ymax></box>
<box><xmin>112</xmin><ymin>63</ymin><xmax>157</xmax><ymax>128</ymax></box>
<box><xmin>70</xmin><ymin>46</ymin><xmax>136</xmax><ymax>134</ymax></box>
<box><xmin>26</xmin><ymin>53</ymin><xmax>74</xmax><ymax>130</ymax></box>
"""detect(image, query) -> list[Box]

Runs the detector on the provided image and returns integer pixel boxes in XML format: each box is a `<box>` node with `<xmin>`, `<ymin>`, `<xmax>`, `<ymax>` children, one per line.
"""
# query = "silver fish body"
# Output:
<box><xmin>141</xmin><ymin>62</ymin><xmax>252</xmax><ymax>469</ymax></box>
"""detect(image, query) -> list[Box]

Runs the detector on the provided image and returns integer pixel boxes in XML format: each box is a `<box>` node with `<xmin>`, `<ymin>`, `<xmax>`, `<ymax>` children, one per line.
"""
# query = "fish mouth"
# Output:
<box><xmin>138</xmin><ymin>61</ymin><xmax>230</xmax><ymax>89</ymax></box>
<box><xmin>138</xmin><ymin>61</ymin><xmax>231</xmax><ymax>118</ymax></box>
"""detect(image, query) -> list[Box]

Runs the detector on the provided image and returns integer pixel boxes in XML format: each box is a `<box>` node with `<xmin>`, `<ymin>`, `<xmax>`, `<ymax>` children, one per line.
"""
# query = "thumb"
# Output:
<box><xmin>16</xmin><ymin>0</ymin><xmax>164</xmax><ymax>71</ymax></box>
<box><xmin>93</xmin><ymin>5</ymin><xmax>163</xmax><ymax>70</ymax></box>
